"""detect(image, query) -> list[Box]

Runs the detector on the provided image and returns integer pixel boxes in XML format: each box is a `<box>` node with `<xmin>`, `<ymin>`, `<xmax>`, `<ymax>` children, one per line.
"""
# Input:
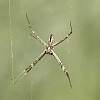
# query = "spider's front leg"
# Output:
<box><xmin>13</xmin><ymin>50</ymin><xmax>46</xmax><ymax>84</ymax></box>
<box><xmin>26</xmin><ymin>13</ymin><xmax>46</xmax><ymax>47</ymax></box>
<box><xmin>53</xmin><ymin>21</ymin><xmax>72</xmax><ymax>47</ymax></box>
<box><xmin>51</xmin><ymin>50</ymin><xmax>72</xmax><ymax>88</ymax></box>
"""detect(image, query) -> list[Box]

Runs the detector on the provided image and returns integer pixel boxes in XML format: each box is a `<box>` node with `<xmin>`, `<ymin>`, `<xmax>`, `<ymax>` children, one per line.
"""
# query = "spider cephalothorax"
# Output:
<box><xmin>45</xmin><ymin>34</ymin><xmax>54</xmax><ymax>55</ymax></box>
<box><xmin>13</xmin><ymin>13</ymin><xmax>72</xmax><ymax>88</ymax></box>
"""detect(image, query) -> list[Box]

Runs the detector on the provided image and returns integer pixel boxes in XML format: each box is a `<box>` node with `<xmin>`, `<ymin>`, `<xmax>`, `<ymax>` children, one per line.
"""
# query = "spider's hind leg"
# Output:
<box><xmin>52</xmin><ymin>50</ymin><xmax>72</xmax><ymax>88</ymax></box>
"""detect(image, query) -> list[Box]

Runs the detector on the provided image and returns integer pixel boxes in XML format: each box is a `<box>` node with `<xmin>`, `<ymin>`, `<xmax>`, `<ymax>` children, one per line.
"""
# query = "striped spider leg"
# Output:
<box><xmin>14</xmin><ymin>14</ymin><xmax>73</xmax><ymax>88</ymax></box>
<box><xmin>13</xmin><ymin>50</ymin><xmax>46</xmax><ymax>84</ymax></box>
<box><xmin>26</xmin><ymin>13</ymin><xmax>47</xmax><ymax>47</ymax></box>
<box><xmin>52</xmin><ymin>50</ymin><xmax>72</xmax><ymax>88</ymax></box>
<box><xmin>53</xmin><ymin>21</ymin><xmax>72</xmax><ymax>47</ymax></box>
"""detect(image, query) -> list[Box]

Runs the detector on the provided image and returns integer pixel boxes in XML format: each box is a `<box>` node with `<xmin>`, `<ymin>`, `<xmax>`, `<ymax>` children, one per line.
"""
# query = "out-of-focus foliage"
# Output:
<box><xmin>0</xmin><ymin>0</ymin><xmax>100</xmax><ymax>100</ymax></box>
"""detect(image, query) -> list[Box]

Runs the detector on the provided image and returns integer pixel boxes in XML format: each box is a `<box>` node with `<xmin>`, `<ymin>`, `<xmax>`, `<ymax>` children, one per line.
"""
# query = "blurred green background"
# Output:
<box><xmin>0</xmin><ymin>0</ymin><xmax>100</xmax><ymax>100</ymax></box>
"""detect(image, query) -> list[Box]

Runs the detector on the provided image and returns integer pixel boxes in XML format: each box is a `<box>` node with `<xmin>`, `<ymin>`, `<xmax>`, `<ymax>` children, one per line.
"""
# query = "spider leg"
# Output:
<box><xmin>53</xmin><ymin>21</ymin><xmax>72</xmax><ymax>47</ymax></box>
<box><xmin>51</xmin><ymin>50</ymin><xmax>72</xmax><ymax>88</ymax></box>
<box><xmin>13</xmin><ymin>50</ymin><xmax>46</xmax><ymax>84</ymax></box>
<box><xmin>26</xmin><ymin>13</ymin><xmax>47</xmax><ymax>47</ymax></box>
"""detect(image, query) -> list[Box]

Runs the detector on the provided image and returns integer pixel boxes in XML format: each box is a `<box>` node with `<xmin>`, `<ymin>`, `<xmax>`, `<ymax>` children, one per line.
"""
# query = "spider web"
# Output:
<box><xmin>19</xmin><ymin>1</ymin><xmax>34</xmax><ymax>99</ymax></box>
<box><xmin>8</xmin><ymin>0</ymin><xmax>33</xmax><ymax>100</ymax></box>
<box><xmin>8</xmin><ymin>0</ymin><xmax>14</xmax><ymax>84</ymax></box>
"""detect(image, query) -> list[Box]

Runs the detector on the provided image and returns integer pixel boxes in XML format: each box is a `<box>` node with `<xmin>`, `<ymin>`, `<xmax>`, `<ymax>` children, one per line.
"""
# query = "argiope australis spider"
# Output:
<box><xmin>13</xmin><ymin>13</ymin><xmax>73</xmax><ymax>88</ymax></box>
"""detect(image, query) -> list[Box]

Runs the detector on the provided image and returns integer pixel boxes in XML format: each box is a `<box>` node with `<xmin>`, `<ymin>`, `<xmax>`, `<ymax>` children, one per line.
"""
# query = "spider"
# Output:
<box><xmin>13</xmin><ymin>13</ymin><xmax>73</xmax><ymax>88</ymax></box>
